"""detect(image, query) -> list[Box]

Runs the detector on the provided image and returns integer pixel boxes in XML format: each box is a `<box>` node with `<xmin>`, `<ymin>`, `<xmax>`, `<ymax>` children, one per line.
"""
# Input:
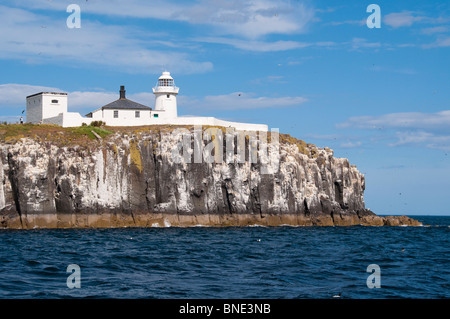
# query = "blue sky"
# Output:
<box><xmin>0</xmin><ymin>0</ymin><xmax>449</xmax><ymax>215</ymax></box>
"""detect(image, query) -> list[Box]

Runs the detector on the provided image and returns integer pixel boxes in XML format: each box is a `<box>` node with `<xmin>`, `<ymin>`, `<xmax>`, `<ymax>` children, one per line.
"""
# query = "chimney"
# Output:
<box><xmin>120</xmin><ymin>85</ymin><xmax>126</xmax><ymax>99</ymax></box>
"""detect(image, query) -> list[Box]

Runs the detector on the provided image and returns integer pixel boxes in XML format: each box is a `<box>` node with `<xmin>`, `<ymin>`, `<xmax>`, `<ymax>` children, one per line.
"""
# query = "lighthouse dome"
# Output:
<box><xmin>159</xmin><ymin>71</ymin><xmax>173</xmax><ymax>80</ymax></box>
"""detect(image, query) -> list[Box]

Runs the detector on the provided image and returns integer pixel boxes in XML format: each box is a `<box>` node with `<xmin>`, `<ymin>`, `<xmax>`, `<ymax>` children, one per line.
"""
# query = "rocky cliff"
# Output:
<box><xmin>0</xmin><ymin>124</ymin><xmax>421</xmax><ymax>228</ymax></box>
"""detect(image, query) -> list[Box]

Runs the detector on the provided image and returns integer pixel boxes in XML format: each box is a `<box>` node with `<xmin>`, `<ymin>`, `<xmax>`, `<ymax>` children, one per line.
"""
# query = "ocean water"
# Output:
<box><xmin>0</xmin><ymin>216</ymin><xmax>448</xmax><ymax>299</ymax></box>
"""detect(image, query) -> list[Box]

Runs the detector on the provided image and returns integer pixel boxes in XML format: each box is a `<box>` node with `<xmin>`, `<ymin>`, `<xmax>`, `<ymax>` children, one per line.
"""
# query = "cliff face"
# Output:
<box><xmin>0</xmin><ymin>126</ymin><xmax>421</xmax><ymax>228</ymax></box>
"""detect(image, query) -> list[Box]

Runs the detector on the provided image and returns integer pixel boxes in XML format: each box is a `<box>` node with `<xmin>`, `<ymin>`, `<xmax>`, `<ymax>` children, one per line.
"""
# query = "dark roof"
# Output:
<box><xmin>26</xmin><ymin>92</ymin><xmax>67</xmax><ymax>98</ymax></box>
<box><xmin>100</xmin><ymin>98</ymin><xmax>152</xmax><ymax>110</ymax></box>
<box><xmin>85</xmin><ymin>85</ymin><xmax>152</xmax><ymax>117</ymax></box>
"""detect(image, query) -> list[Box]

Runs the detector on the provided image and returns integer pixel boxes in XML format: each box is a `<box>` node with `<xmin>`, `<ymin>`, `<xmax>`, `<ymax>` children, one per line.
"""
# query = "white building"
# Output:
<box><xmin>26</xmin><ymin>72</ymin><xmax>268</xmax><ymax>131</ymax></box>
<box><xmin>85</xmin><ymin>86</ymin><xmax>160</xmax><ymax>126</ymax></box>
<box><xmin>153</xmin><ymin>71</ymin><xmax>179</xmax><ymax>119</ymax></box>
<box><xmin>26</xmin><ymin>91</ymin><xmax>86</xmax><ymax>127</ymax></box>
<box><xmin>26</xmin><ymin>92</ymin><xmax>68</xmax><ymax>124</ymax></box>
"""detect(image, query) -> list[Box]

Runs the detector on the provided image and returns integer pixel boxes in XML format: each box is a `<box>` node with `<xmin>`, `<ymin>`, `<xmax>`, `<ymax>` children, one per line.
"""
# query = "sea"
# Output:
<box><xmin>0</xmin><ymin>216</ymin><xmax>448</xmax><ymax>299</ymax></box>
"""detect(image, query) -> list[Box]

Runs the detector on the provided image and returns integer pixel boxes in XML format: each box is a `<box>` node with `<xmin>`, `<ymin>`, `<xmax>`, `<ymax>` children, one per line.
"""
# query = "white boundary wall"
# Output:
<box><xmin>56</xmin><ymin>112</ymin><xmax>268</xmax><ymax>131</ymax></box>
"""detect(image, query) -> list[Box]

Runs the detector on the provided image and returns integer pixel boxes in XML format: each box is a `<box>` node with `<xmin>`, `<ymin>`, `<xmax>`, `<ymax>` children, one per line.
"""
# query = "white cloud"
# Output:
<box><xmin>202</xmin><ymin>1</ymin><xmax>314</xmax><ymax>39</ymax></box>
<box><xmin>327</xmin><ymin>19</ymin><xmax>366</xmax><ymax>26</ymax></box>
<box><xmin>4</xmin><ymin>0</ymin><xmax>185</xmax><ymax>20</ymax></box>
<box><xmin>423</xmin><ymin>36</ymin><xmax>450</xmax><ymax>48</ymax></box>
<box><xmin>0</xmin><ymin>83</ymin><xmax>119</xmax><ymax>112</ymax></box>
<box><xmin>181</xmin><ymin>92</ymin><xmax>307</xmax><ymax>111</ymax></box>
<box><xmin>194</xmin><ymin>37</ymin><xmax>340</xmax><ymax>52</ymax></box>
<box><xmin>193</xmin><ymin>37</ymin><xmax>310</xmax><ymax>52</ymax></box>
<box><xmin>349</xmin><ymin>38</ymin><xmax>381</xmax><ymax>50</ymax></box>
<box><xmin>435</xmin><ymin>36</ymin><xmax>450</xmax><ymax>47</ymax></box>
<box><xmin>389</xmin><ymin>131</ymin><xmax>433</xmax><ymax>145</ymax></box>
<box><xmin>0</xmin><ymin>83</ymin><xmax>61</xmax><ymax>108</ymax></box>
<box><xmin>337</xmin><ymin>111</ymin><xmax>450</xmax><ymax>131</ymax></box>
<box><xmin>337</xmin><ymin>111</ymin><xmax>450</xmax><ymax>151</ymax></box>
<box><xmin>384</xmin><ymin>11</ymin><xmax>449</xmax><ymax>29</ymax></box>
<box><xmin>0</xmin><ymin>84</ymin><xmax>307</xmax><ymax>117</ymax></box>
<box><xmin>7</xmin><ymin>0</ymin><xmax>316</xmax><ymax>39</ymax></box>
<box><xmin>340</xmin><ymin>141</ymin><xmax>362</xmax><ymax>148</ymax></box>
<box><xmin>389</xmin><ymin>131</ymin><xmax>450</xmax><ymax>151</ymax></box>
<box><xmin>366</xmin><ymin>65</ymin><xmax>417</xmax><ymax>75</ymax></box>
<box><xmin>305</xmin><ymin>133</ymin><xmax>340</xmax><ymax>140</ymax></box>
<box><xmin>0</xmin><ymin>5</ymin><xmax>212</xmax><ymax>74</ymax></box>
<box><xmin>68</xmin><ymin>91</ymin><xmax>118</xmax><ymax>112</ymax></box>
<box><xmin>421</xmin><ymin>26</ymin><xmax>449</xmax><ymax>35</ymax></box>
<box><xmin>384</xmin><ymin>12</ymin><xmax>426</xmax><ymax>28</ymax></box>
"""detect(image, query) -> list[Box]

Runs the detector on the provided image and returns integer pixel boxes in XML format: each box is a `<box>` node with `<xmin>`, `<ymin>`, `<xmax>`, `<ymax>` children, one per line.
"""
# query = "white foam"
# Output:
<box><xmin>163</xmin><ymin>218</ymin><xmax>171</xmax><ymax>227</ymax></box>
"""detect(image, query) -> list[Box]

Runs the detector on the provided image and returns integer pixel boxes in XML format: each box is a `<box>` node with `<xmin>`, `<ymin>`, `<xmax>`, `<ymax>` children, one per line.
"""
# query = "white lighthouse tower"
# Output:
<box><xmin>153</xmin><ymin>71</ymin><xmax>179</xmax><ymax>119</ymax></box>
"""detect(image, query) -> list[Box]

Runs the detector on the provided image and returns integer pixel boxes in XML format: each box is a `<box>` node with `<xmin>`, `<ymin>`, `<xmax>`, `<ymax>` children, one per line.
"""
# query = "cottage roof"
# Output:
<box><xmin>86</xmin><ymin>85</ymin><xmax>151</xmax><ymax>116</ymax></box>
<box><xmin>100</xmin><ymin>98</ymin><xmax>151</xmax><ymax>110</ymax></box>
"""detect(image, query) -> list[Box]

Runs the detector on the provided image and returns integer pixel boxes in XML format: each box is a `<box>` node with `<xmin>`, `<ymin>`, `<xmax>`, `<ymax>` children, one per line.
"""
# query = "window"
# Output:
<box><xmin>166</xmin><ymin>94</ymin><xmax>170</xmax><ymax>98</ymax></box>
<box><xmin>51</xmin><ymin>99</ymin><xmax>58</xmax><ymax>104</ymax></box>
<box><xmin>153</xmin><ymin>114</ymin><xmax>159</xmax><ymax>118</ymax></box>
<box><xmin>158</xmin><ymin>79</ymin><xmax>174</xmax><ymax>87</ymax></box>
<box><xmin>114</xmin><ymin>110</ymin><xmax>118</xmax><ymax>118</ymax></box>
<box><xmin>135</xmin><ymin>111</ymin><xmax>140</xmax><ymax>118</ymax></box>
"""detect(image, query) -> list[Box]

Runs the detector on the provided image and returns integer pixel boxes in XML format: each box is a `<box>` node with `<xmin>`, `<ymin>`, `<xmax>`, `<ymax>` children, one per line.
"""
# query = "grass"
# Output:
<box><xmin>0</xmin><ymin>123</ymin><xmax>113</xmax><ymax>147</ymax></box>
<box><xmin>70</xmin><ymin>126</ymin><xmax>113</xmax><ymax>140</ymax></box>
<box><xmin>279</xmin><ymin>133</ymin><xmax>313</xmax><ymax>156</ymax></box>
<box><xmin>0</xmin><ymin>123</ymin><xmax>320</xmax><ymax>159</ymax></box>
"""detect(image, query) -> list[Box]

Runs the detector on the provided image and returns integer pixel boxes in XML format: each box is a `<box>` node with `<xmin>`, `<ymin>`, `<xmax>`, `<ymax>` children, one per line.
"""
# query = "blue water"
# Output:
<box><xmin>0</xmin><ymin>216</ymin><xmax>448</xmax><ymax>299</ymax></box>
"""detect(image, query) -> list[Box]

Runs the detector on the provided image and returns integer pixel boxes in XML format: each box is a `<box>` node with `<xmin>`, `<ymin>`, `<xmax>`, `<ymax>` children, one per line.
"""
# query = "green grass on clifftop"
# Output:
<box><xmin>70</xmin><ymin>126</ymin><xmax>113</xmax><ymax>139</ymax></box>
<box><xmin>0</xmin><ymin>124</ymin><xmax>320</xmax><ymax>158</ymax></box>
<box><xmin>0</xmin><ymin>123</ymin><xmax>113</xmax><ymax>147</ymax></box>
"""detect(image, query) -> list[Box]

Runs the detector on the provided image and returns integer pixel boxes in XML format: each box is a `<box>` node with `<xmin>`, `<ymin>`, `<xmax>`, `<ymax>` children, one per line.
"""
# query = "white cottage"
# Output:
<box><xmin>26</xmin><ymin>72</ymin><xmax>268</xmax><ymax>131</ymax></box>
<box><xmin>86</xmin><ymin>85</ymin><xmax>155</xmax><ymax>126</ymax></box>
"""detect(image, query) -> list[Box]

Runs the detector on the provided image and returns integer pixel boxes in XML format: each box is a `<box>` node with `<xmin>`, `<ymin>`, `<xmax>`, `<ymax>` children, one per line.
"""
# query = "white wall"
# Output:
<box><xmin>26</xmin><ymin>95</ymin><xmax>42</xmax><ymax>123</ymax></box>
<box><xmin>62</xmin><ymin>112</ymin><xmax>86</xmax><ymax>127</ymax></box>
<box><xmin>89</xmin><ymin>109</ymin><xmax>154</xmax><ymax>126</ymax></box>
<box><xmin>42</xmin><ymin>94</ymin><xmax>67</xmax><ymax>119</ymax></box>
<box><xmin>139</xmin><ymin>116</ymin><xmax>268</xmax><ymax>131</ymax></box>
<box><xmin>42</xmin><ymin>114</ymin><xmax>64</xmax><ymax>126</ymax></box>
<box><xmin>171</xmin><ymin>117</ymin><xmax>268</xmax><ymax>131</ymax></box>
<box><xmin>59</xmin><ymin>110</ymin><xmax>267</xmax><ymax>131</ymax></box>
<box><xmin>154</xmin><ymin>93</ymin><xmax>177</xmax><ymax>118</ymax></box>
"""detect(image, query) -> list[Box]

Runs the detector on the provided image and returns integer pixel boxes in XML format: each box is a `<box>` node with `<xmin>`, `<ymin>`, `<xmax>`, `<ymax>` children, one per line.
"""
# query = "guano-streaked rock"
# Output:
<box><xmin>0</xmin><ymin>126</ymin><xmax>421</xmax><ymax>228</ymax></box>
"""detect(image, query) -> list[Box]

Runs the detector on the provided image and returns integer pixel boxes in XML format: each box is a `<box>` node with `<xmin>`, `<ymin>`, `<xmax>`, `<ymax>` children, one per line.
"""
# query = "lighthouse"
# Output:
<box><xmin>153</xmin><ymin>71</ymin><xmax>179</xmax><ymax>118</ymax></box>
<box><xmin>25</xmin><ymin>70</ymin><xmax>268</xmax><ymax>130</ymax></box>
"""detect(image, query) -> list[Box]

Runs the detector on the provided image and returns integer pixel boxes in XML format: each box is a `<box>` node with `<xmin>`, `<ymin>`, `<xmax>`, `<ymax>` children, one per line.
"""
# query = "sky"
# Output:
<box><xmin>0</xmin><ymin>0</ymin><xmax>449</xmax><ymax>215</ymax></box>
